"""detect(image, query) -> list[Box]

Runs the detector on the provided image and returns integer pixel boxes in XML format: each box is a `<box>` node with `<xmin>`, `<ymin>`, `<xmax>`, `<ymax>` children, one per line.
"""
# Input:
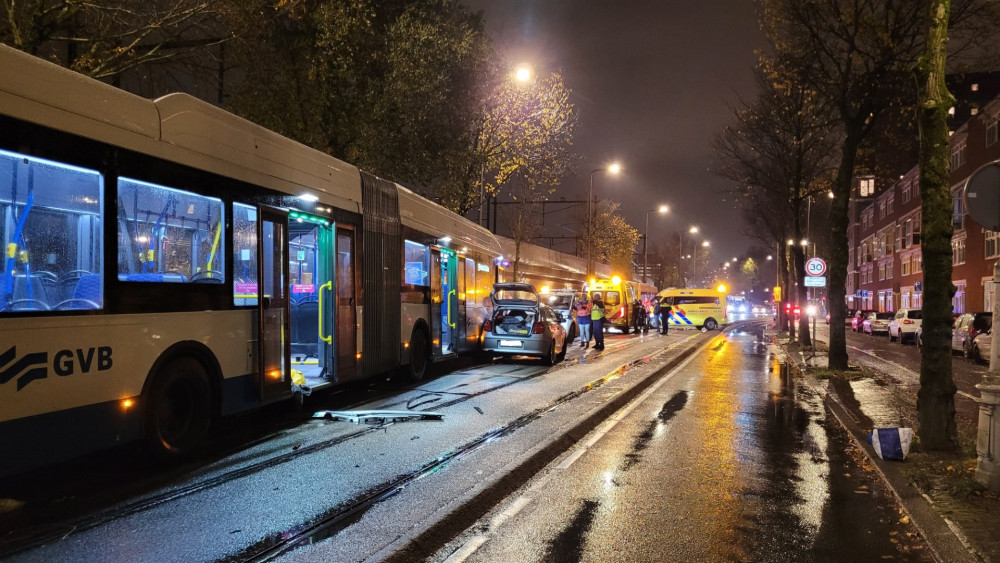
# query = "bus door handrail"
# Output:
<box><xmin>319</xmin><ymin>281</ymin><xmax>333</xmax><ymax>344</ymax></box>
<box><xmin>447</xmin><ymin>289</ymin><xmax>456</xmax><ymax>328</ymax></box>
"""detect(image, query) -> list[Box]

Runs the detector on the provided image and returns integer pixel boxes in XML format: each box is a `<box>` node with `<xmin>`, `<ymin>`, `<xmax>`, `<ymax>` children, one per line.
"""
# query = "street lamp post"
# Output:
<box><xmin>587</xmin><ymin>163</ymin><xmax>621</xmax><ymax>276</ymax></box>
<box><xmin>643</xmin><ymin>205</ymin><xmax>669</xmax><ymax>284</ymax></box>
<box><xmin>681</xmin><ymin>226</ymin><xmax>699</xmax><ymax>288</ymax></box>
<box><xmin>693</xmin><ymin>240</ymin><xmax>710</xmax><ymax>287</ymax></box>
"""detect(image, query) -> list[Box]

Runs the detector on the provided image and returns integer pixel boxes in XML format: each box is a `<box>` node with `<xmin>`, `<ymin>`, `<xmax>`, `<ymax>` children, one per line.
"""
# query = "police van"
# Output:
<box><xmin>656</xmin><ymin>286</ymin><xmax>728</xmax><ymax>330</ymax></box>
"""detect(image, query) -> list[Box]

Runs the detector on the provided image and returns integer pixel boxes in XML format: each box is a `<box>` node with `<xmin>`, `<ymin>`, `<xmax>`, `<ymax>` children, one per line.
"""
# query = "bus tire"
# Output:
<box><xmin>621</xmin><ymin>325</ymin><xmax>629</xmax><ymax>335</ymax></box>
<box><xmin>704</xmin><ymin>318</ymin><xmax>718</xmax><ymax>331</ymax></box>
<box><xmin>145</xmin><ymin>356</ymin><xmax>212</xmax><ymax>461</ymax></box>
<box><xmin>407</xmin><ymin>328</ymin><xmax>429</xmax><ymax>382</ymax></box>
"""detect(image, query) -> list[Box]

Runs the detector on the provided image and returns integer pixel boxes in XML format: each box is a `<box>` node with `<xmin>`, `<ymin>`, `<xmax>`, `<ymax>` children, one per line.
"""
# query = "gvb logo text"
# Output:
<box><xmin>0</xmin><ymin>346</ymin><xmax>113</xmax><ymax>390</ymax></box>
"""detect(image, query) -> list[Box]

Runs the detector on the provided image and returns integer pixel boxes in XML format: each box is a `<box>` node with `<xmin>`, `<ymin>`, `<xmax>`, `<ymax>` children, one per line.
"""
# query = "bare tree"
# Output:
<box><xmin>713</xmin><ymin>60</ymin><xmax>839</xmax><ymax>344</ymax></box>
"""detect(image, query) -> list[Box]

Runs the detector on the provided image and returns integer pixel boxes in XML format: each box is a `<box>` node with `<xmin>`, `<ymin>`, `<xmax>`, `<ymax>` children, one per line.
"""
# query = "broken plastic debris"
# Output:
<box><xmin>312</xmin><ymin>409</ymin><xmax>443</xmax><ymax>426</ymax></box>
<box><xmin>867</xmin><ymin>427</ymin><xmax>913</xmax><ymax>461</ymax></box>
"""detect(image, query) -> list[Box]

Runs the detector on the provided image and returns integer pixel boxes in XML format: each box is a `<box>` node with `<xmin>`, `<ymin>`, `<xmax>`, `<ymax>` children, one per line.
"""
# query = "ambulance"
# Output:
<box><xmin>656</xmin><ymin>285</ymin><xmax>729</xmax><ymax>330</ymax></box>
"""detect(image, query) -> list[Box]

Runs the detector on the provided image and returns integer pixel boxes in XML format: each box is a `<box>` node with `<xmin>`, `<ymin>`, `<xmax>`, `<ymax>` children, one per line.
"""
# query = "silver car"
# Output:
<box><xmin>543</xmin><ymin>289</ymin><xmax>579</xmax><ymax>344</ymax></box>
<box><xmin>482</xmin><ymin>283</ymin><xmax>568</xmax><ymax>365</ymax></box>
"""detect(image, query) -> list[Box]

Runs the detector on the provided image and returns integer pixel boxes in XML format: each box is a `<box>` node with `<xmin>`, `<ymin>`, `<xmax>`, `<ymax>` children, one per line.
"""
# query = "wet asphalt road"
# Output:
<box><xmin>0</xmin><ymin>323</ymin><xmax>930</xmax><ymax>561</ymax></box>
<box><xmin>429</xmin><ymin>324</ymin><xmax>929</xmax><ymax>562</ymax></box>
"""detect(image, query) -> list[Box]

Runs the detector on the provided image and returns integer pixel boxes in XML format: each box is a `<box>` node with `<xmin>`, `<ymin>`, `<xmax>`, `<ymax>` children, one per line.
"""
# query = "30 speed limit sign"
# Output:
<box><xmin>806</xmin><ymin>257</ymin><xmax>827</xmax><ymax>276</ymax></box>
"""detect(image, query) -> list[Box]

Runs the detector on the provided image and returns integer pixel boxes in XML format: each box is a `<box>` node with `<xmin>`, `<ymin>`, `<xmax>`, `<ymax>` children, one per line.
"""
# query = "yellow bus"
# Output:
<box><xmin>656</xmin><ymin>286</ymin><xmax>728</xmax><ymax>330</ymax></box>
<box><xmin>587</xmin><ymin>276</ymin><xmax>648</xmax><ymax>334</ymax></box>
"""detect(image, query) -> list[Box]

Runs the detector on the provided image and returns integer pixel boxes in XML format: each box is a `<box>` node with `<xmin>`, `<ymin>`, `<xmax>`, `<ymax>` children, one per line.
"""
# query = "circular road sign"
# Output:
<box><xmin>966</xmin><ymin>160</ymin><xmax>1000</xmax><ymax>232</ymax></box>
<box><xmin>806</xmin><ymin>257</ymin><xmax>827</xmax><ymax>277</ymax></box>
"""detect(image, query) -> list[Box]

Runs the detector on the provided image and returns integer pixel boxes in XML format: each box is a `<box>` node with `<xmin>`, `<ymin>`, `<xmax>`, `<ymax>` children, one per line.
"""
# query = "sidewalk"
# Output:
<box><xmin>773</xmin><ymin>326</ymin><xmax>998</xmax><ymax>563</ymax></box>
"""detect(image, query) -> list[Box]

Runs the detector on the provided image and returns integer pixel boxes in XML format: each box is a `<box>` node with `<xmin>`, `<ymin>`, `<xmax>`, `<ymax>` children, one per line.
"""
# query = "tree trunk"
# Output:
<box><xmin>827</xmin><ymin>127</ymin><xmax>863</xmax><ymax>370</ymax></box>
<box><xmin>781</xmin><ymin>242</ymin><xmax>793</xmax><ymax>334</ymax></box>
<box><xmin>917</xmin><ymin>0</ymin><xmax>958</xmax><ymax>451</ymax></box>
<box><xmin>793</xmin><ymin>244</ymin><xmax>811</xmax><ymax>346</ymax></box>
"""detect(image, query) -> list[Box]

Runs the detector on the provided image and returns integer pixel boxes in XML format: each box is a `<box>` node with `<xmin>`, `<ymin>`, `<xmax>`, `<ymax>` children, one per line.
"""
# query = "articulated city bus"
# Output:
<box><xmin>0</xmin><ymin>46</ymin><xmax>584</xmax><ymax>475</ymax></box>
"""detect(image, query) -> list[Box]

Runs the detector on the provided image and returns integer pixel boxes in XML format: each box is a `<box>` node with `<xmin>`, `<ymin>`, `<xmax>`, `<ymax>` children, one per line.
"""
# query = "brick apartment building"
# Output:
<box><xmin>847</xmin><ymin>82</ymin><xmax>1000</xmax><ymax>315</ymax></box>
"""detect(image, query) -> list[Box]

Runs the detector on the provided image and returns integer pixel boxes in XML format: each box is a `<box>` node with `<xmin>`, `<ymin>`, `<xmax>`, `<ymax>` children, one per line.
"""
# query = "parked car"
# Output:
<box><xmin>952</xmin><ymin>312</ymin><xmax>992</xmax><ymax>358</ymax></box>
<box><xmin>852</xmin><ymin>310</ymin><xmax>873</xmax><ymax>332</ymax></box>
<box><xmin>971</xmin><ymin>329</ymin><xmax>992</xmax><ymax>363</ymax></box>
<box><xmin>888</xmin><ymin>308</ymin><xmax>922</xmax><ymax>343</ymax></box>
<box><xmin>862</xmin><ymin>312</ymin><xmax>893</xmax><ymax>335</ymax></box>
<box><xmin>483</xmin><ymin>283</ymin><xmax>567</xmax><ymax>365</ymax></box>
<box><xmin>543</xmin><ymin>289</ymin><xmax>579</xmax><ymax>344</ymax></box>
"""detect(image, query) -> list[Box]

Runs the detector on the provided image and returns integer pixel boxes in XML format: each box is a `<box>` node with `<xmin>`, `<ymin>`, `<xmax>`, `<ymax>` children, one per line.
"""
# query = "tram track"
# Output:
<box><xmin>0</xmin><ymin>332</ymin><xmax>695</xmax><ymax>559</ymax></box>
<box><xmin>230</xmin><ymin>333</ymin><xmax>706</xmax><ymax>562</ymax></box>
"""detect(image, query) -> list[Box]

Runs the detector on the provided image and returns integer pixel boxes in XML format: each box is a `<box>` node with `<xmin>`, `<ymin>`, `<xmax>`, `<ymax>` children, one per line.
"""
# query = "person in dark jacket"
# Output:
<box><xmin>660</xmin><ymin>300</ymin><xmax>672</xmax><ymax>335</ymax></box>
<box><xmin>591</xmin><ymin>296</ymin><xmax>606</xmax><ymax>350</ymax></box>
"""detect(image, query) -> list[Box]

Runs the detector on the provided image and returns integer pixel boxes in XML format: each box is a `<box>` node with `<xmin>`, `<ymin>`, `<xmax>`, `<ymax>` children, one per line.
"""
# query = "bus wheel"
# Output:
<box><xmin>407</xmin><ymin>329</ymin><xmax>429</xmax><ymax>382</ymax></box>
<box><xmin>705</xmin><ymin>319</ymin><xmax>718</xmax><ymax>331</ymax></box>
<box><xmin>621</xmin><ymin>325</ymin><xmax>630</xmax><ymax>335</ymax></box>
<box><xmin>146</xmin><ymin>357</ymin><xmax>212</xmax><ymax>461</ymax></box>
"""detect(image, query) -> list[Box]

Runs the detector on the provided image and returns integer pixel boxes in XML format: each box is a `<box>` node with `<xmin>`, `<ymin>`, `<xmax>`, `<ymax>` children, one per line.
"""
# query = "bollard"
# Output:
<box><xmin>976</xmin><ymin>262</ymin><xmax>1000</xmax><ymax>490</ymax></box>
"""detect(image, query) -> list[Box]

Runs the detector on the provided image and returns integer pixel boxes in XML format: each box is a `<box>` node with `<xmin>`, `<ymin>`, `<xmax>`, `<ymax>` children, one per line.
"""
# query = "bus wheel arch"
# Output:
<box><xmin>407</xmin><ymin>322</ymin><xmax>431</xmax><ymax>382</ymax></box>
<box><xmin>141</xmin><ymin>342</ymin><xmax>222</xmax><ymax>460</ymax></box>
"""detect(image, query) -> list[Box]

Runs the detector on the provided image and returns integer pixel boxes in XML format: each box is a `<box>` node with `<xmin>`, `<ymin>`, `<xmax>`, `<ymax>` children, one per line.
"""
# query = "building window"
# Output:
<box><xmin>879</xmin><ymin>201</ymin><xmax>886</xmax><ymax>219</ymax></box>
<box><xmin>986</xmin><ymin>277</ymin><xmax>996</xmax><ymax>314</ymax></box>
<box><xmin>987</xmin><ymin>230</ymin><xmax>1000</xmax><ymax>259</ymax></box>
<box><xmin>953</xmin><ymin>237</ymin><xmax>967</xmax><ymax>265</ymax></box>
<box><xmin>886</xmin><ymin>260</ymin><xmax>893</xmax><ymax>279</ymax></box>
<box><xmin>887</xmin><ymin>194</ymin><xmax>894</xmax><ymax>214</ymax></box>
<box><xmin>951</xmin><ymin>138</ymin><xmax>967</xmax><ymax>170</ymax></box>
<box><xmin>913</xmin><ymin>251</ymin><xmax>922</xmax><ymax>273</ymax></box>
<box><xmin>953</xmin><ymin>190</ymin><xmax>965</xmax><ymax>229</ymax></box>
<box><xmin>988</xmin><ymin>116</ymin><xmax>999</xmax><ymax>147</ymax></box>
<box><xmin>902</xmin><ymin>181</ymin><xmax>912</xmax><ymax>204</ymax></box>
<box><xmin>879</xmin><ymin>262</ymin><xmax>886</xmax><ymax>281</ymax></box>
<box><xmin>901</xmin><ymin>255</ymin><xmax>911</xmax><ymax>276</ymax></box>
<box><xmin>953</xmin><ymin>281</ymin><xmax>966</xmax><ymax>314</ymax></box>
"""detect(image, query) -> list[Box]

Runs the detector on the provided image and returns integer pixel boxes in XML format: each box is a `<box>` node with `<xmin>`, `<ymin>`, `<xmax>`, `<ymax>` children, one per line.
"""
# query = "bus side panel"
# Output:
<box><xmin>0</xmin><ymin>310</ymin><xmax>253</xmax><ymax>476</ymax></box>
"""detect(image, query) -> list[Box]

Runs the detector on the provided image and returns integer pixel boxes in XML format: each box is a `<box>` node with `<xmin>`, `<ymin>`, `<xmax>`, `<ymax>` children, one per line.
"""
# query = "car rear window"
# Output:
<box><xmin>545</xmin><ymin>295</ymin><xmax>573</xmax><ymax>309</ymax></box>
<box><xmin>494</xmin><ymin>289</ymin><xmax>537</xmax><ymax>303</ymax></box>
<box><xmin>604</xmin><ymin>291</ymin><xmax>621</xmax><ymax>306</ymax></box>
<box><xmin>906</xmin><ymin>310</ymin><xmax>922</xmax><ymax>319</ymax></box>
<box><xmin>876</xmin><ymin>312</ymin><xmax>894</xmax><ymax>319</ymax></box>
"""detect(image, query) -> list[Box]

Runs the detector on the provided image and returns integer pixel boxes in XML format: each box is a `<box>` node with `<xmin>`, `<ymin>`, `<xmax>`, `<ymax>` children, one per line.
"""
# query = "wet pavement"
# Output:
<box><xmin>429</xmin><ymin>323</ymin><xmax>928</xmax><ymax>562</ymax></box>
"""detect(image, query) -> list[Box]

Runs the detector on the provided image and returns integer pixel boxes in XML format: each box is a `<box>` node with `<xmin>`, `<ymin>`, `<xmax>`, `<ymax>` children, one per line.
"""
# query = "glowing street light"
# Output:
<box><xmin>515</xmin><ymin>65</ymin><xmax>533</xmax><ymax>83</ymax></box>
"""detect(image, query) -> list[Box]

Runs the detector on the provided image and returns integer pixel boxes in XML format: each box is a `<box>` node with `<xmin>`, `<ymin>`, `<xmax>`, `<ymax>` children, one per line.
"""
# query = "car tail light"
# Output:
<box><xmin>483</xmin><ymin>320</ymin><xmax>492</xmax><ymax>331</ymax></box>
<box><xmin>532</xmin><ymin>321</ymin><xmax>545</xmax><ymax>334</ymax></box>
<box><xmin>903</xmin><ymin>319</ymin><xmax>914</xmax><ymax>325</ymax></box>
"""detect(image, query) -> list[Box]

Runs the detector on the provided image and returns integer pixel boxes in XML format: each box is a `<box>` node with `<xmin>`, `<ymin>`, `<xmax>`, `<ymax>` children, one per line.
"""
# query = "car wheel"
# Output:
<box><xmin>705</xmin><ymin>318</ymin><xmax>718</xmax><ymax>331</ymax></box>
<box><xmin>889</xmin><ymin>330</ymin><xmax>896</xmax><ymax>342</ymax></box>
<box><xmin>543</xmin><ymin>342</ymin><xmax>557</xmax><ymax>366</ymax></box>
<box><xmin>972</xmin><ymin>343</ymin><xmax>981</xmax><ymax>362</ymax></box>
<box><xmin>964</xmin><ymin>341</ymin><xmax>973</xmax><ymax>360</ymax></box>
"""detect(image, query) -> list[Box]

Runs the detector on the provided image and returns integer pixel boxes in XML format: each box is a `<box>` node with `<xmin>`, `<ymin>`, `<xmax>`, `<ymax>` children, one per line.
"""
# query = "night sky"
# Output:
<box><xmin>464</xmin><ymin>0</ymin><xmax>768</xmax><ymax>267</ymax></box>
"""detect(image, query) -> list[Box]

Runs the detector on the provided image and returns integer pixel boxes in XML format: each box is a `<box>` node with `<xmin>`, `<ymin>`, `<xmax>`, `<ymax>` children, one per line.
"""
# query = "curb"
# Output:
<box><xmin>780</xmin><ymin>341</ymin><xmax>984</xmax><ymax>563</ymax></box>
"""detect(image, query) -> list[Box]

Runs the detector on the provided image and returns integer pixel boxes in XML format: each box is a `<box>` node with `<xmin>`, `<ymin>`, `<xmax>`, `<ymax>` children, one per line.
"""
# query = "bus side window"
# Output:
<box><xmin>117</xmin><ymin>177</ymin><xmax>225</xmax><ymax>284</ymax></box>
<box><xmin>0</xmin><ymin>149</ymin><xmax>103</xmax><ymax>313</ymax></box>
<box><xmin>233</xmin><ymin>203</ymin><xmax>258</xmax><ymax>306</ymax></box>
